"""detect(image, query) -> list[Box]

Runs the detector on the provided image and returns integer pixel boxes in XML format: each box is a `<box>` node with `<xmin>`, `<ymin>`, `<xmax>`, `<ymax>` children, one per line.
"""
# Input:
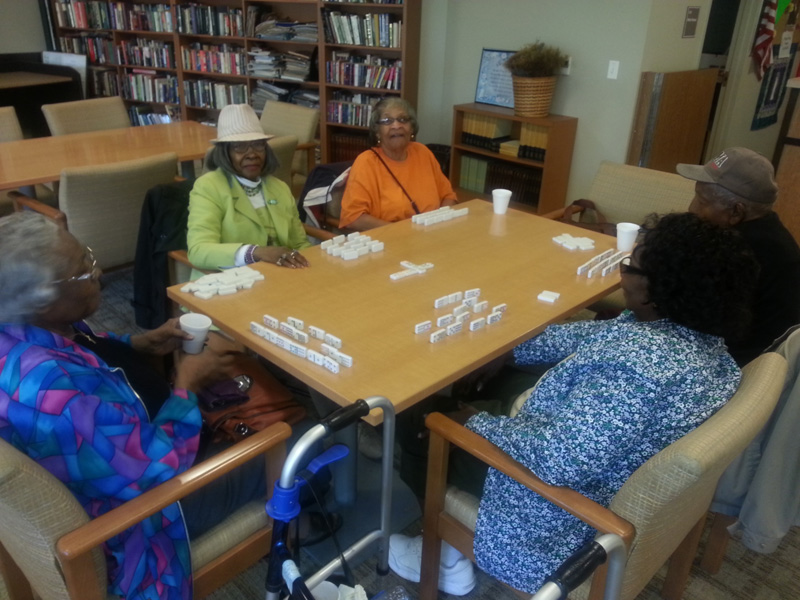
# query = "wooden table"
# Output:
<box><xmin>168</xmin><ymin>200</ymin><xmax>621</xmax><ymax>422</ymax></box>
<box><xmin>0</xmin><ymin>71</ymin><xmax>73</xmax><ymax>90</ymax></box>
<box><xmin>0</xmin><ymin>120</ymin><xmax>216</xmax><ymax>190</ymax></box>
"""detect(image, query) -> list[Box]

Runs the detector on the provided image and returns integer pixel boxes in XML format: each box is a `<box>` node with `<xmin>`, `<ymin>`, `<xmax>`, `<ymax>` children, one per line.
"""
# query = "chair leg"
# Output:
<box><xmin>0</xmin><ymin>541</ymin><xmax>35</xmax><ymax>600</ymax></box>
<box><xmin>699</xmin><ymin>513</ymin><xmax>736</xmax><ymax>574</ymax></box>
<box><xmin>420</xmin><ymin>432</ymin><xmax>450</xmax><ymax>600</ymax></box>
<box><xmin>662</xmin><ymin>514</ymin><xmax>706</xmax><ymax>600</ymax></box>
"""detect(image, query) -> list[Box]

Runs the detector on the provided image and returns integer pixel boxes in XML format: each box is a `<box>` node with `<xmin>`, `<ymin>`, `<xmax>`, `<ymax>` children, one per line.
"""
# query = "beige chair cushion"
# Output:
<box><xmin>42</xmin><ymin>97</ymin><xmax>130</xmax><ymax>136</ymax></box>
<box><xmin>584</xmin><ymin>161</ymin><xmax>695</xmax><ymax>226</ymax></box>
<box><xmin>0</xmin><ymin>439</ymin><xmax>107</xmax><ymax>600</ymax></box>
<box><xmin>260</xmin><ymin>102</ymin><xmax>319</xmax><ymax>176</ymax></box>
<box><xmin>59</xmin><ymin>152</ymin><xmax>178</xmax><ymax>269</ymax></box>
<box><xmin>268</xmin><ymin>135</ymin><xmax>299</xmax><ymax>190</ymax></box>
<box><xmin>191</xmin><ymin>500</ymin><xmax>269</xmax><ymax>570</ymax></box>
<box><xmin>0</xmin><ymin>107</ymin><xmax>23</xmax><ymax>142</ymax></box>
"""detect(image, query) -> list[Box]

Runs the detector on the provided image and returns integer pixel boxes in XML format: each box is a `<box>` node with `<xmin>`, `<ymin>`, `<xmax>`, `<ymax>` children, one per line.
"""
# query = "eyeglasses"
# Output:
<box><xmin>55</xmin><ymin>246</ymin><xmax>100</xmax><ymax>284</ymax></box>
<box><xmin>620</xmin><ymin>256</ymin><xmax>647</xmax><ymax>277</ymax></box>
<box><xmin>376</xmin><ymin>116</ymin><xmax>412</xmax><ymax>126</ymax></box>
<box><xmin>230</xmin><ymin>140</ymin><xmax>268</xmax><ymax>154</ymax></box>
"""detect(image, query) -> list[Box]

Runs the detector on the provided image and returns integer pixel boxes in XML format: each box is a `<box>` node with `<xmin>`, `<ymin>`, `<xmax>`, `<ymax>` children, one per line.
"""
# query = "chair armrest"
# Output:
<box><xmin>296</xmin><ymin>140</ymin><xmax>319</xmax><ymax>175</ymax></box>
<box><xmin>10</xmin><ymin>191</ymin><xmax>67</xmax><ymax>228</ymax></box>
<box><xmin>539</xmin><ymin>200</ymin><xmax>588</xmax><ymax>221</ymax></box>
<box><xmin>168</xmin><ymin>249</ymin><xmax>215</xmax><ymax>276</ymax></box>
<box><xmin>303</xmin><ymin>223</ymin><xmax>335</xmax><ymax>241</ymax></box>
<box><xmin>424</xmin><ymin>412</ymin><xmax>635</xmax><ymax>545</ymax></box>
<box><xmin>56</xmin><ymin>422</ymin><xmax>291</xmax><ymax>577</ymax></box>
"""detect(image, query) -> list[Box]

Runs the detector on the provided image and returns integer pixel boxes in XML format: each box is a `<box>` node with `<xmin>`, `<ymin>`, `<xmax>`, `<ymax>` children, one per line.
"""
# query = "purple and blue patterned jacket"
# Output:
<box><xmin>0</xmin><ymin>322</ymin><xmax>201</xmax><ymax>600</ymax></box>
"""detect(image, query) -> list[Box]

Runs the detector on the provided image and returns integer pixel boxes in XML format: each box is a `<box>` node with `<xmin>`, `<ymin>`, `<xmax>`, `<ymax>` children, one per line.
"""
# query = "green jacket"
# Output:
<box><xmin>187</xmin><ymin>168</ymin><xmax>310</xmax><ymax>270</ymax></box>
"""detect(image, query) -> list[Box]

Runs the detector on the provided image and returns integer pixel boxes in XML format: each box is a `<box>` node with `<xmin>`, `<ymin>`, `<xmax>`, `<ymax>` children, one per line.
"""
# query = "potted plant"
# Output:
<box><xmin>505</xmin><ymin>42</ymin><xmax>568</xmax><ymax>117</ymax></box>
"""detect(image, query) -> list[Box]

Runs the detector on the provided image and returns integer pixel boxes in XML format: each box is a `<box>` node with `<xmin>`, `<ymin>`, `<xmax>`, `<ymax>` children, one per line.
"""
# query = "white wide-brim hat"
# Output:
<box><xmin>212</xmin><ymin>104</ymin><xmax>272</xmax><ymax>143</ymax></box>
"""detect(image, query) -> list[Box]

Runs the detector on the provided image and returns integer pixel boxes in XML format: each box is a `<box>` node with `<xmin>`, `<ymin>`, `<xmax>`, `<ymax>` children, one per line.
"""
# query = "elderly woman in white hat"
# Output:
<box><xmin>188</xmin><ymin>104</ymin><xmax>311</xmax><ymax>271</ymax></box>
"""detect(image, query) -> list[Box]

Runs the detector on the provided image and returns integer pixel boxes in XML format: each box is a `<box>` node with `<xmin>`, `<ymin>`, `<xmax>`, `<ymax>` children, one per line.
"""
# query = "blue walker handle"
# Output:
<box><xmin>307</xmin><ymin>444</ymin><xmax>349</xmax><ymax>474</ymax></box>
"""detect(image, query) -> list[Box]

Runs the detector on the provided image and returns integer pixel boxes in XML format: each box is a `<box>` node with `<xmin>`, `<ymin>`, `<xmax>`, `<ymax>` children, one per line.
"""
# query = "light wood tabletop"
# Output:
<box><xmin>0</xmin><ymin>121</ymin><xmax>216</xmax><ymax>190</ymax></box>
<box><xmin>168</xmin><ymin>199</ymin><xmax>621</xmax><ymax>422</ymax></box>
<box><xmin>0</xmin><ymin>71</ymin><xmax>73</xmax><ymax>90</ymax></box>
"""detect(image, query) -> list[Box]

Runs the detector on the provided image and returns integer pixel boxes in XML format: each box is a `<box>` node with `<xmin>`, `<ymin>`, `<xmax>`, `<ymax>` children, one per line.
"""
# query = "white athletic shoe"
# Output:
<box><xmin>388</xmin><ymin>534</ymin><xmax>476</xmax><ymax>596</ymax></box>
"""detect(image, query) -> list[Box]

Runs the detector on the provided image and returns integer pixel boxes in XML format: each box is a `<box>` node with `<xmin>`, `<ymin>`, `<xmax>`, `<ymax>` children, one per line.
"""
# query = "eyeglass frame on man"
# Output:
<box><xmin>54</xmin><ymin>246</ymin><xmax>99</xmax><ymax>284</ymax></box>
<box><xmin>376</xmin><ymin>116</ymin><xmax>412</xmax><ymax>126</ymax></box>
<box><xmin>229</xmin><ymin>140</ymin><xmax>269</xmax><ymax>154</ymax></box>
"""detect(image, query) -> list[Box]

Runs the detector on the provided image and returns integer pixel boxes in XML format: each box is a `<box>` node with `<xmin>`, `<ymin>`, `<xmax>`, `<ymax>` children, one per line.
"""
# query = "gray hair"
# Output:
<box><xmin>696</xmin><ymin>181</ymin><xmax>771</xmax><ymax>219</ymax></box>
<box><xmin>206</xmin><ymin>141</ymin><xmax>279</xmax><ymax>178</ymax></box>
<box><xmin>368</xmin><ymin>97</ymin><xmax>419</xmax><ymax>146</ymax></box>
<box><xmin>0</xmin><ymin>212</ymin><xmax>62</xmax><ymax>323</ymax></box>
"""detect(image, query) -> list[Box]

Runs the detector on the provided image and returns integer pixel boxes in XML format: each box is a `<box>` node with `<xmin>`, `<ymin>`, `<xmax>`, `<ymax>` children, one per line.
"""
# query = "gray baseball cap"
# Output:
<box><xmin>677</xmin><ymin>147</ymin><xmax>777</xmax><ymax>205</ymax></box>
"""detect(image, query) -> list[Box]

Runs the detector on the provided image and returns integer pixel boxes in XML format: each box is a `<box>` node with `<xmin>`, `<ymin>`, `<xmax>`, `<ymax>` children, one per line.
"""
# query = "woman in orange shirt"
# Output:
<box><xmin>338</xmin><ymin>98</ymin><xmax>457</xmax><ymax>231</ymax></box>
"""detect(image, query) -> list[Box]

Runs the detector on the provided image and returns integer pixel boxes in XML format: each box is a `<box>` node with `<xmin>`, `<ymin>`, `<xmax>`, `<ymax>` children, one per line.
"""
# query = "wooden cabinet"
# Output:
<box><xmin>449</xmin><ymin>103</ymin><xmax>577</xmax><ymax>215</ymax></box>
<box><xmin>774</xmin><ymin>78</ymin><xmax>800</xmax><ymax>245</ymax></box>
<box><xmin>46</xmin><ymin>0</ymin><xmax>420</xmax><ymax>162</ymax></box>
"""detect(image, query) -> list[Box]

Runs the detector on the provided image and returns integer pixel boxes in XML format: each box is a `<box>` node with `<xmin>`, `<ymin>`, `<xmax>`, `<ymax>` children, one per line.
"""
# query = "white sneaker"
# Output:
<box><xmin>388</xmin><ymin>534</ymin><xmax>476</xmax><ymax>596</ymax></box>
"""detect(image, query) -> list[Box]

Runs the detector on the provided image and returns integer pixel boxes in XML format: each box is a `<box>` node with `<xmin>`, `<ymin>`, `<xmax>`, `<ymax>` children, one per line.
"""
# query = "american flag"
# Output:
<box><xmin>752</xmin><ymin>0</ymin><xmax>777</xmax><ymax>80</ymax></box>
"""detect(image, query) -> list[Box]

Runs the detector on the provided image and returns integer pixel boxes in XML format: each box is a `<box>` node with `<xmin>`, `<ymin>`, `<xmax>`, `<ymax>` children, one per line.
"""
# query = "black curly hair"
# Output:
<box><xmin>636</xmin><ymin>212</ymin><xmax>759</xmax><ymax>339</ymax></box>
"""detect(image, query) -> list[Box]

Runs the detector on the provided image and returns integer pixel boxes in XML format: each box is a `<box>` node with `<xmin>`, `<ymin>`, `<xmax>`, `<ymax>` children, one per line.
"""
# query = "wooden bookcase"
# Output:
<box><xmin>46</xmin><ymin>0</ymin><xmax>420</xmax><ymax>162</ymax></box>
<box><xmin>450</xmin><ymin>103</ymin><xmax>577</xmax><ymax>215</ymax></box>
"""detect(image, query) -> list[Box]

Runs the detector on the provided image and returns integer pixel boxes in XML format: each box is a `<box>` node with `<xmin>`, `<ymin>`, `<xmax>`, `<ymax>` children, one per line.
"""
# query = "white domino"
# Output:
<box><xmin>448</xmin><ymin>291</ymin><xmax>463</xmax><ymax>303</ymax></box>
<box><xmin>436</xmin><ymin>314</ymin><xmax>454</xmax><ymax>327</ymax></box>
<box><xmin>453</xmin><ymin>305</ymin><xmax>469</xmax><ymax>316</ymax></box>
<box><xmin>250</xmin><ymin>321</ymin><xmax>268</xmax><ymax>337</ymax></box>
<box><xmin>446</xmin><ymin>322</ymin><xmax>463</xmax><ymax>336</ymax></box>
<box><xmin>487</xmin><ymin>312</ymin><xmax>502</xmax><ymax>325</ymax></box>
<box><xmin>469</xmin><ymin>317</ymin><xmax>486</xmax><ymax>331</ymax></box>
<box><xmin>263</xmin><ymin>314</ymin><xmax>279</xmax><ymax>329</ymax></box>
<box><xmin>414</xmin><ymin>320</ymin><xmax>432</xmax><ymax>334</ymax></box>
<box><xmin>473</xmin><ymin>300</ymin><xmax>489</xmax><ymax>313</ymax></box>
<box><xmin>323</xmin><ymin>356</ymin><xmax>340</xmax><ymax>373</ymax></box>
<box><xmin>434</xmin><ymin>296</ymin><xmax>450</xmax><ymax>309</ymax></box>
<box><xmin>456</xmin><ymin>312</ymin><xmax>470</xmax><ymax>324</ymax></box>
<box><xmin>429</xmin><ymin>329</ymin><xmax>446</xmax><ymax>343</ymax></box>
<box><xmin>308</xmin><ymin>325</ymin><xmax>325</xmax><ymax>340</ymax></box>
<box><xmin>538</xmin><ymin>290</ymin><xmax>560</xmax><ymax>303</ymax></box>
<box><xmin>492</xmin><ymin>303</ymin><xmax>507</xmax><ymax>313</ymax></box>
<box><xmin>464</xmin><ymin>288</ymin><xmax>481</xmax><ymax>299</ymax></box>
<box><xmin>324</xmin><ymin>333</ymin><xmax>342</xmax><ymax>349</ymax></box>
<box><xmin>336</xmin><ymin>352</ymin><xmax>353</xmax><ymax>368</ymax></box>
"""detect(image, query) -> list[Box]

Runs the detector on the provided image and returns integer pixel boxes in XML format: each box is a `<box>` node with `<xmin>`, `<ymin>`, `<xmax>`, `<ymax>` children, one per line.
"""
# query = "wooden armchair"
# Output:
<box><xmin>0</xmin><ymin>422</ymin><xmax>291</xmax><ymax>600</ymax></box>
<box><xmin>419</xmin><ymin>352</ymin><xmax>787</xmax><ymax>600</ymax></box>
<box><xmin>260</xmin><ymin>101</ymin><xmax>320</xmax><ymax>192</ymax></box>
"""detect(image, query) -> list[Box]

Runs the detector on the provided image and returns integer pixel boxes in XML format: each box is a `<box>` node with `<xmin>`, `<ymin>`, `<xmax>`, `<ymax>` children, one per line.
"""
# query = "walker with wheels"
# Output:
<box><xmin>265</xmin><ymin>396</ymin><xmax>395</xmax><ymax>600</ymax></box>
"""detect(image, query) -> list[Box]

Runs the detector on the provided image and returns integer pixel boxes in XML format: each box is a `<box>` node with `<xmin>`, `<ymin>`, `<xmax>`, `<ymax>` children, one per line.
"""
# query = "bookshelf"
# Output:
<box><xmin>47</xmin><ymin>0</ymin><xmax>420</xmax><ymax>160</ymax></box>
<box><xmin>450</xmin><ymin>103</ymin><xmax>577</xmax><ymax>215</ymax></box>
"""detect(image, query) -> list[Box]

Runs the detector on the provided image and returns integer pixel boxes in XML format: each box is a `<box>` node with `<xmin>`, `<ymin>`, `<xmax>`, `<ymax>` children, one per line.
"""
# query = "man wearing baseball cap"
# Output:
<box><xmin>677</xmin><ymin>146</ymin><xmax>800</xmax><ymax>365</ymax></box>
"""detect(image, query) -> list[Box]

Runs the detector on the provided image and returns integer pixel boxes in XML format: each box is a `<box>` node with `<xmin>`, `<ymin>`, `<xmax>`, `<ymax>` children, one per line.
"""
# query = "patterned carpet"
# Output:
<box><xmin>91</xmin><ymin>268</ymin><xmax>800</xmax><ymax>600</ymax></box>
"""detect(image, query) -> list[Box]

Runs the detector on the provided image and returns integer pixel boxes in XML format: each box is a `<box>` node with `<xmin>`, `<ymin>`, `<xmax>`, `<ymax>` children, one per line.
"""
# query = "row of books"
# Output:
<box><xmin>90</xmin><ymin>68</ymin><xmax>118</xmax><ymax>97</ymax></box>
<box><xmin>518</xmin><ymin>123</ymin><xmax>549</xmax><ymax>161</ymax></box>
<box><xmin>460</xmin><ymin>113</ymin><xmax>512</xmax><ymax>153</ymax></box>
<box><xmin>121</xmin><ymin>71</ymin><xmax>179</xmax><ymax>104</ymax></box>
<box><xmin>459</xmin><ymin>155</ymin><xmax>543</xmax><ymax>209</ymax></box>
<box><xmin>253</xmin><ymin>19</ymin><xmax>318</xmax><ymax>43</ymax></box>
<box><xmin>322</xmin><ymin>11</ymin><xmax>402</xmax><ymax>48</ymax></box>
<box><xmin>326</xmin><ymin>55</ymin><xmax>402</xmax><ymax>89</ymax></box>
<box><xmin>329</xmin><ymin>131</ymin><xmax>371</xmax><ymax>162</ymax></box>
<box><xmin>58</xmin><ymin>34</ymin><xmax>115</xmax><ymax>65</ymax></box>
<box><xmin>55</xmin><ymin>2</ymin><xmax>173</xmax><ymax>32</ymax></box>
<box><xmin>117</xmin><ymin>38</ymin><xmax>175</xmax><ymax>69</ymax></box>
<box><xmin>176</xmin><ymin>5</ymin><xmax>243</xmax><ymax>37</ymax></box>
<box><xmin>127</xmin><ymin>104</ymin><xmax>180</xmax><ymax>126</ymax></box>
<box><xmin>327</xmin><ymin>99</ymin><xmax>375</xmax><ymax>127</ymax></box>
<box><xmin>181</xmin><ymin>44</ymin><xmax>247</xmax><ymax>75</ymax></box>
<box><xmin>183</xmin><ymin>79</ymin><xmax>248</xmax><ymax>109</ymax></box>
<box><xmin>247</xmin><ymin>49</ymin><xmax>313</xmax><ymax>81</ymax></box>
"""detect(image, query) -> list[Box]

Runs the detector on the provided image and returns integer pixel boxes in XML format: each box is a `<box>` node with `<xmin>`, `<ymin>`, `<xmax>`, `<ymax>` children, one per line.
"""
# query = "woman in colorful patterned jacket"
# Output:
<box><xmin>0</xmin><ymin>212</ymin><xmax>235</xmax><ymax>599</ymax></box>
<box><xmin>389</xmin><ymin>213</ymin><xmax>761</xmax><ymax>595</ymax></box>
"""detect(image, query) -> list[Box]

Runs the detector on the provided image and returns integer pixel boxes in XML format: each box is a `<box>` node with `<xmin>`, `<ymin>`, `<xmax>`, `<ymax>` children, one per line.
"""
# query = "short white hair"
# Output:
<box><xmin>0</xmin><ymin>213</ymin><xmax>62</xmax><ymax>323</ymax></box>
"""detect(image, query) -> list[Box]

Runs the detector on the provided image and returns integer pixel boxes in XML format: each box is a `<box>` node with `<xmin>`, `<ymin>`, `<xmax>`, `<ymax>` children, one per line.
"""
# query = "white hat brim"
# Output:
<box><xmin>212</xmin><ymin>132</ymin><xmax>274</xmax><ymax>144</ymax></box>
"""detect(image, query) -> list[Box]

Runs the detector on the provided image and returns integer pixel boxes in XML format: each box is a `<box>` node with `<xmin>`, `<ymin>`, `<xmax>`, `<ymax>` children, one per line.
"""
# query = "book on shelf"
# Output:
<box><xmin>499</xmin><ymin>139</ymin><xmax>521</xmax><ymax>157</ymax></box>
<box><xmin>128</xmin><ymin>104</ymin><xmax>171</xmax><ymax>127</ymax></box>
<box><xmin>519</xmin><ymin>123</ymin><xmax>548</xmax><ymax>161</ymax></box>
<box><xmin>485</xmin><ymin>161</ymin><xmax>542</xmax><ymax>209</ymax></box>
<box><xmin>323</xmin><ymin>10</ymin><xmax>402</xmax><ymax>48</ymax></box>
<box><xmin>250</xmin><ymin>81</ymin><xmax>290</xmax><ymax>112</ymax></box>
<box><xmin>330</xmin><ymin>131</ymin><xmax>371</xmax><ymax>163</ymax></box>
<box><xmin>289</xmin><ymin>89</ymin><xmax>320</xmax><ymax>109</ymax></box>
<box><xmin>177</xmin><ymin>4</ymin><xmax>243</xmax><ymax>36</ymax></box>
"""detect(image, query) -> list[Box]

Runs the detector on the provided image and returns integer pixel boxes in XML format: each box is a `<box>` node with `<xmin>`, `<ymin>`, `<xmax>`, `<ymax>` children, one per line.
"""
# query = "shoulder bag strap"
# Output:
<box><xmin>370</xmin><ymin>148</ymin><xmax>421</xmax><ymax>214</ymax></box>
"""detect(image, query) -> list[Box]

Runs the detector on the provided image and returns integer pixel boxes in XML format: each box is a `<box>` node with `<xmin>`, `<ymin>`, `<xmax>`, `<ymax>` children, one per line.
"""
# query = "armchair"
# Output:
<box><xmin>260</xmin><ymin>101</ymin><xmax>320</xmax><ymax>192</ymax></box>
<box><xmin>13</xmin><ymin>152</ymin><xmax>179</xmax><ymax>270</ymax></box>
<box><xmin>41</xmin><ymin>96</ymin><xmax>130</xmax><ymax>136</ymax></box>
<box><xmin>419</xmin><ymin>352</ymin><xmax>787</xmax><ymax>600</ymax></box>
<box><xmin>0</xmin><ymin>421</ymin><xmax>291</xmax><ymax>600</ymax></box>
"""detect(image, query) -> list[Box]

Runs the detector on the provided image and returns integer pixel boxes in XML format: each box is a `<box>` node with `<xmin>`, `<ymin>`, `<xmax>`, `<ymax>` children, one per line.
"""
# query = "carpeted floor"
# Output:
<box><xmin>91</xmin><ymin>268</ymin><xmax>800</xmax><ymax>600</ymax></box>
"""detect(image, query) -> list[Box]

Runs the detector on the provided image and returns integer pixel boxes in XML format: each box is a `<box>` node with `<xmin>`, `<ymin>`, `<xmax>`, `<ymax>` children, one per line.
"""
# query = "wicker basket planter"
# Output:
<box><xmin>512</xmin><ymin>75</ymin><xmax>557</xmax><ymax>117</ymax></box>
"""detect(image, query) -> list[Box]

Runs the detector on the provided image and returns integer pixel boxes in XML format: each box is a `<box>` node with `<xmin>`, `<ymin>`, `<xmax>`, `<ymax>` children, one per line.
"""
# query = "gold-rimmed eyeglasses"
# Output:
<box><xmin>54</xmin><ymin>246</ymin><xmax>100</xmax><ymax>284</ymax></box>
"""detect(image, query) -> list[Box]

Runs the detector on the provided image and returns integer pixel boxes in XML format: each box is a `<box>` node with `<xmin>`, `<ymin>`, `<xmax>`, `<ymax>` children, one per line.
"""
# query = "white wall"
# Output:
<box><xmin>416</xmin><ymin>0</ymin><xmax>710</xmax><ymax>201</ymax></box>
<box><xmin>0</xmin><ymin>0</ymin><xmax>46</xmax><ymax>53</ymax></box>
